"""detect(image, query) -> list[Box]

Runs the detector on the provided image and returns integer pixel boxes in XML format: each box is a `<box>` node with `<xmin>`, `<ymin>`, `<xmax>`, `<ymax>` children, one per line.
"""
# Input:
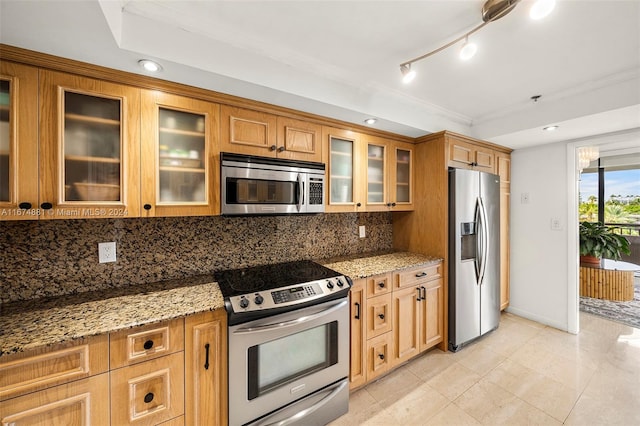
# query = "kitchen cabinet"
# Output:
<box><xmin>0</xmin><ymin>335</ymin><xmax>110</xmax><ymax>425</ymax></box>
<box><xmin>185</xmin><ymin>309</ymin><xmax>228</xmax><ymax>426</ymax></box>
<box><xmin>0</xmin><ymin>62</ymin><xmax>39</xmax><ymax>221</ymax></box>
<box><xmin>221</xmin><ymin>106</ymin><xmax>322</xmax><ymax>162</ymax></box>
<box><xmin>324</xmin><ymin>127</ymin><xmax>364</xmax><ymax>213</ymax></box>
<box><xmin>496</xmin><ymin>151</ymin><xmax>511</xmax><ymax>310</ymax></box>
<box><xmin>39</xmin><ymin>70</ymin><xmax>141</xmax><ymax>219</ymax></box>
<box><xmin>392</xmin><ymin>264</ymin><xmax>444</xmax><ymax>366</ymax></box>
<box><xmin>141</xmin><ymin>91</ymin><xmax>220</xmax><ymax>217</ymax></box>
<box><xmin>448</xmin><ymin>137</ymin><xmax>495</xmax><ymax>172</ymax></box>
<box><xmin>348</xmin><ymin>278</ymin><xmax>366</xmax><ymax>389</ymax></box>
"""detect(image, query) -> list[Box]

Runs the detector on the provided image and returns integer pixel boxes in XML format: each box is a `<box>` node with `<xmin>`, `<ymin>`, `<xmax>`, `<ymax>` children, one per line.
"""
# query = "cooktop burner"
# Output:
<box><xmin>215</xmin><ymin>260</ymin><xmax>343</xmax><ymax>298</ymax></box>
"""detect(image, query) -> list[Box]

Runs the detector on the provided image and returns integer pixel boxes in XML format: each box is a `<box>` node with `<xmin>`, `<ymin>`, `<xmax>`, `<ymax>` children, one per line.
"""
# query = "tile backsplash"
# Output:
<box><xmin>1</xmin><ymin>213</ymin><xmax>392</xmax><ymax>304</ymax></box>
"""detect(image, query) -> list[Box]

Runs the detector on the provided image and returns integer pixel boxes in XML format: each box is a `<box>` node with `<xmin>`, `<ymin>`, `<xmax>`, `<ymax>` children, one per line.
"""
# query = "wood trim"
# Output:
<box><xmin>0</xmin><ymin>44</ymin><xmax>415</xmax><ymax>143</ymax></box>
<box><xmin>417</xmin><ymin>130</ymin><xmax>513</xmax><ymax>154</ymax></box>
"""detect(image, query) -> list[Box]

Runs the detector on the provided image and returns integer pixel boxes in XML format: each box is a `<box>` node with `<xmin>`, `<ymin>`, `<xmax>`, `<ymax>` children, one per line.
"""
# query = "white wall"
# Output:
<box><xmin>510</xmin><ymin>142</ymin><xmax>571</xmax><ymax>330</ymax></box>
<box><xmin>509</xmin><ymin>129</ymin><xmax>640</xmax><ymax>332</ymax></box>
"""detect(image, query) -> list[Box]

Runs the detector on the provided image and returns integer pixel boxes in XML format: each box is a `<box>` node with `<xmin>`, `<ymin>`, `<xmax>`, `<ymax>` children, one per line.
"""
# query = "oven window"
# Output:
<box><xmin>226</xmin><ymin>177</ymin><xmax>298</xmax><ymax>204</ymax></box>
<box><xmin>247</xmin><ymin>321</ymin><xmax>338</xmax><ymax>400</ymax></box>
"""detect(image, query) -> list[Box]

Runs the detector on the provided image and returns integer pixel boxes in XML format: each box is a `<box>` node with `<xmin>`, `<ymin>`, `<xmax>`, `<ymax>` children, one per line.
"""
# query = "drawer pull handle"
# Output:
<box><xmin>378</xmin><ymin>353</ymin><xmax>385</xmax><ymax>360</ymax></box>
<box><xmin>378</xmin><ymin>313</ymin><xmax>385</xmax><ymax>320</ymax></box>
<box><xmin>415</xmin><ymin>272</ymin><xmax>427</xmax><ymax>278</ymax></box>
<box><xmin>204</xmin><ymin>343</ymin><xmax>210</xmax><ymax>370</ymax></box>
<box><xmin>354</xmin><ymin>302</ymin><xmax>361</xmax><ymax>320</ymax></box>
<box><xmin>143</xmin><ymin>340</ymin><xmax>154</xmax><ymax>350</ymax></box>
<box><xmin>378</xmin><ymin>282</ymin><xmax>385</xmax><ymax>289</ymax></box>
<box><xmin>144</xmin><ymin>392</ymin><xmax>154</xmax><ymax>403</ymax></box>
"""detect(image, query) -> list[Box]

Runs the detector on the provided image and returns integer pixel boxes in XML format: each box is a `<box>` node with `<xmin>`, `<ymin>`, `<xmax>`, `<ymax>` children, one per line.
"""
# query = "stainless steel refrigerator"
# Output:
<box><xmin>448</xmin><ymin>168</ymin><xmax>501</xmax><ymax>352</ymax></box>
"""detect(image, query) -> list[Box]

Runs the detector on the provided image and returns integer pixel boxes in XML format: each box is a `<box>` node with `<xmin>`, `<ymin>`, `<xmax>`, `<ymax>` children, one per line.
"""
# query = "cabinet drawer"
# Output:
<box><xmin>394</xmin><ymin>263</ymin><xmax>442</xmax><ymax>289</ymax></box>
<box><xmin>0</xmin><ymin>334</ymin><xmax>109</xmax><ymax>401</ymax></box>
<box><xmin>110</xmin><ymin>318</ymin><xmax>184</xmax><ymax>369</ymax></box>
<box><xmin>366</xmin><ymin>273</ymin><xmax>392</xmax><ymax>297</ymax></box>
<box><xmin>110</xmin><ymin>352</ymin><xmax>185</xmax><ymax>425</ymax></box>
<box><xmin>366</xmin><ymin>293</ymin><xmax>392</xmax><ymax>339</ymax></box>
<box><xmin>0</xmin><ymin>373</ymin><xmax>109</xmax><ymax>426</ymax></box>
<box><xmin>365</xmin><ymin>332</ymin><xmax>392</xmax><ymax>383</ymax></box>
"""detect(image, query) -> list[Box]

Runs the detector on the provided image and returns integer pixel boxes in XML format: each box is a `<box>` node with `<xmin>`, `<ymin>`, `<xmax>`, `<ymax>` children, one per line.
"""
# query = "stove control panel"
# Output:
<box><xmin>228</xmin><ymin>276</ymin><xmax>349</xmax><ymax>313</ymax></box>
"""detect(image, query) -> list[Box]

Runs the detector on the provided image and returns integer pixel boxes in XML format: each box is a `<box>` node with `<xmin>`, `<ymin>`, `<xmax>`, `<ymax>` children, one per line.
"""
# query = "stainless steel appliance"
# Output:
<box><xmin>221</xmin><ymin>152</ymin><xmax>325</xmax><ymax>215</ymax></box>
<box><xmin>215</xmin><ymin>260</ymin><xmax>351</xmax><ymax>426</ymax></box>
<box><xmin>448</xmin><ymin>168</ymin><xmax>501</xmax><ymax>352</ymax></box>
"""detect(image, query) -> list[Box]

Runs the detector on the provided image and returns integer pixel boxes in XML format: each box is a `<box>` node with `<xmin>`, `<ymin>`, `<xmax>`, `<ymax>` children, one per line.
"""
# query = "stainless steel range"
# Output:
<box><xmin>215</xmin><ymin>260</ymin><xmax>351</xmax><ymax>426</ymax></box>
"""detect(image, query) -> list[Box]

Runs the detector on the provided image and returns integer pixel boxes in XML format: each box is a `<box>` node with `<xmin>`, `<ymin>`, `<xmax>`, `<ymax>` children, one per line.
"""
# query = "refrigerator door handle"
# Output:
<box><xmin>477</xmin><ymin>196</ymin><xmax>489</xmax><ymax>286</ymax></box>
<box><xmin>474</xmin><ymin>198</ymin><xmax>482</xmax><ymax>284</ymax></box>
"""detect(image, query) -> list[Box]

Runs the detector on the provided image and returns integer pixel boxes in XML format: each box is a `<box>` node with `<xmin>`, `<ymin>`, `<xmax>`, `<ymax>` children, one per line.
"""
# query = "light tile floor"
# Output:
<box><xmin>330</xmin><ymin>312</ymin><xmax>640</xmax><ymax>425</ymax></box>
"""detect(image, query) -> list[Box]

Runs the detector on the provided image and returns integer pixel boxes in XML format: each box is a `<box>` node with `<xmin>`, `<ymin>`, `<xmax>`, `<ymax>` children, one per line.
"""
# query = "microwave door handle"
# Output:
<box><xmin>233</xmin><ymin>300</ymin><xmax>347</xmax><ymax>333</ymax></box>
<box><xmin>296</xmin><ymin>173</ymin><xmax>304</xmax><ymax>212</ymax></box>
<box><xmin>257</xmin><ymin>379</ymin><xmax>348</xmax><ymax>426</ymax></box>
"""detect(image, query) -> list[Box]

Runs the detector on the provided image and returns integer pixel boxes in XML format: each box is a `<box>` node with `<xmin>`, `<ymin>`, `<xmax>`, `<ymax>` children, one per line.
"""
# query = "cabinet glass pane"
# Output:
<box><xmin>158</xmin><ymin>108</ymin><xmax>206</xmax><ymax>203</ymax></box>
<box><xmin>329</xmin><ymin>137</ymin><xmax>353</xmax><ymax>204</ymax></box>
<box><xmin>396</xmin><ymin>148</ymin><xmax>411</xmax><ymax>203</ymax></box>
<box><xmin>367</xmin><ymin>144</ymin><xmax>385</xmax><ymax>203</ymax></box>
<box><xmin>0</xmin><ymin>79</ymin><xmax>10</xmax><ymax>202</ymax></box>
<box><xmin>63</xmin><ymin>92</ymin><xmax>121</xmax><ymax>202</ymax></box>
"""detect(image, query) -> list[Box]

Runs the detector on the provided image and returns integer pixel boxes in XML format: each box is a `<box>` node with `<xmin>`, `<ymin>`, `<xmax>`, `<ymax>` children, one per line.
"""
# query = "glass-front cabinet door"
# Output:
<box><xmin>322</xmin><ymin>127</ymin><xmax>363</xmax><ymax>212</ymax></box>
<box><xmin>391</xmin><ymin>142</ymin><xmax>414</xmax><ymax>210</ymax></box>
<box><xmin>141</xmin><ymin>91</ymin><xmax>219</xmax><ymax>216</ymax></box>
<box><xmin>365</xmin><ymin>137</ymin><xmax>388</xmax><ymax>211</ymax></box>
<box><xmin>39</xmin><ymin>70</ymin><xmax>140</xmax><ymax>219</ymax></box>
<box><xmin>0</xmin><ymin>62</ymin><xmax>39</xmax><ymax>221</ymax></box>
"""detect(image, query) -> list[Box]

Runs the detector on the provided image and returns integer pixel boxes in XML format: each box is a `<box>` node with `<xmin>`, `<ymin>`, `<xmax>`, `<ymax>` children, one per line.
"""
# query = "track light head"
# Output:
<box><xmin>400</xmin><ymin>64</ymin><xmax>416</xmax><ymax>84</ymax></box>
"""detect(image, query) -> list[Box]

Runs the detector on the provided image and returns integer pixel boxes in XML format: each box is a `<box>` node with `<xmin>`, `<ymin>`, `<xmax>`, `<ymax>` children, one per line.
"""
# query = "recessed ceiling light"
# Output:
<box><xmin>138</xmin><ymin>59</ymin><xmax>163</xmax><ymax>73</ymax></box>
<box><xmin>364</xmin><ymin>118</ymin><xmax>377</xmax><ymax>125</ymax></box>
<box><xmin>543</xmin><ymin>125</ymin><xmax>559</xmax><ymax>131</ymax></box>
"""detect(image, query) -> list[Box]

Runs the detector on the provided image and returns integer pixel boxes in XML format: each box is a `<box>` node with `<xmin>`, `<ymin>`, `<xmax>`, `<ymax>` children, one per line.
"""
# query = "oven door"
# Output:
<box><xmin>222</xmin><ymin>164</ymin><xmax>305</xmax><ymax>215</ymax></box>
<box><xmin>228</xmin><ymin>299</ymin><xmax>349</xmax><ymax>426</ymax></box>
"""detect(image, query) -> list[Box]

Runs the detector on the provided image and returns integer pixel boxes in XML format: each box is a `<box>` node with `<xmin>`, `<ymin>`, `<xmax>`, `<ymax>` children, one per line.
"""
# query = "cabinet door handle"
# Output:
<box><xmin>18</xmin><ymin>202</ymin><xmax>32</xmax><ymax>209</ymax></box>
<box><xmin>277</xmin><ymin>146</ymin><xmax>285</xmax><ymax>152</ymax></box>
<box><xmin>204</xmin><ymin>343</ymin><xmax>210</xmax><ymax>370</ymax></box>
<box><xmin>415</xmin><ymin>272</ymin><xmax>427</xmax><ymax>278</ymax></box>
<box><xmin>356</xmin><ymin>202</ymin><xmax>362</xmax><ymax>207</ymax></box>
<box><xmin>144</xmin><ymin>392</ymin><xmax>154</xmax><ymax>403</ymax></box>
<box><xmin>143</xmin><ymin>204</ymin><xmax>152</xmax><ymax>210</ymax></box>
<box><xmin>416</xmin><ymin>287</ymin><xmax>422</xmax><ymax>301</ymax></box>
<box><xmin>354</xmin><ymin>302</ymin><xmax>361</xmax><ymax>320</ymax></box>
<box><xmin>421</xmin><ymin>286</ymin><xmax>426</xmax><ymax>300</ymax></box>
<box><xmin>378</xmin><ymin>313</ymin><xmax>385</xmax><ymax>320</ymax></box>
<box><xmin>269</xmin><ymin>145</ymin><xmax>277</xmax><ymax>151</ymax></box>
<box><xmin>378</xmin><ymin>282</ymin><xmax>385</xmax><ymax>289</ymax></box>
<box><xmin>40</xmin><ymin>202</ymin><xmax>53</xmax><ymax>210</ymax></box>
<box><xmin>391</xmin><ymin>202</ymin><xmax>396</xmax><ymax>207</ymax></box>
<box><xmin>143</xmin><ymin>340</ymin><xmax>154</xmax><ymax>350</ymax></box>
<box><xmin>378</xmin><ymin>353</ymin><xmax>385</xmax><ymax>360</ymax></box>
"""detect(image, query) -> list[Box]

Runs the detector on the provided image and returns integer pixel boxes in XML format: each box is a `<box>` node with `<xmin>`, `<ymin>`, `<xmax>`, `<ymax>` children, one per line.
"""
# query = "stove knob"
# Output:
<box><xmin>239</xmin><ymin>298</ymin><xmax>249</xmax><ymax>309</ymax></box>
<box><xmin>326</xmin><ymin>281</ymin><xmax>334</xmax><ymax>290</ymax></box>
<box><xmin>254</xmin><ymin>294</ymin><xmax>264</xmax><ymax>305</ymax></box>
<box><xmin>336</xmin><ymin>279</ymin><xmax>344</xmax><ymax>288</ymax></box>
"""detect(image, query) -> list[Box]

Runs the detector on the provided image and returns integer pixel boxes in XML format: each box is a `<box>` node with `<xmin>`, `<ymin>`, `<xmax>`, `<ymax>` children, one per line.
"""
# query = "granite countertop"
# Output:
<box><xmin>0</xmin><ymin>251</ymin><xmax>440</xmax><ymax>358</ymax></box>
<box><xmin>321</xmin><ymin>251</ymin><xmax>442</xmax><ymax>280</ymax></box>
<box><xmin>0</xmin><ymin>275</ymin><xmax>224</xmax><ymax>357</ymax></box>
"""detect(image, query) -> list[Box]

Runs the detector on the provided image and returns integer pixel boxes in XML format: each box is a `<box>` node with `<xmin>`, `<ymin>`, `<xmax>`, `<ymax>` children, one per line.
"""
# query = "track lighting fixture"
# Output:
<box><xmin>399</xmin><ymin>0</ymin><xmax>555</xmax><ymax>83</ymax></box>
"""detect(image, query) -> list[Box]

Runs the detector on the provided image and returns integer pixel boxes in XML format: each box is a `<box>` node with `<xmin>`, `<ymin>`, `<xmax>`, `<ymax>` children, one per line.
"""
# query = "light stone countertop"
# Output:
<box><xmin>321</xmin><ymin>251</ymin><xmax>442</xmax><ymax>280</ymax></box>
<box><xmin>0</xmin><ymin>275</ymin><xmax>224</xmax><ymax>357</ymax></box>
<box><xmin>0</xmin><ymin>251</ymin><xmax>440</xmax><ymax>357</ymax></box>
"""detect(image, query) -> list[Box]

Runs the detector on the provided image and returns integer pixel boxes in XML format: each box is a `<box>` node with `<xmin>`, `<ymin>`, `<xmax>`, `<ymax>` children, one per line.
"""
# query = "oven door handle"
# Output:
<box><xmin>233</xmin><ymin>300</ymin><xmax>347</xmax><ymax>334</ymax></box>
<box><xmin>255</xmin><ymin>379</ymin><xmax>347</xmax><ymax>426</ymax></box>
<box><xmin>296</xmin><ymin>173</ymin><xmax>304</xmax><ymax>212</ymax></box>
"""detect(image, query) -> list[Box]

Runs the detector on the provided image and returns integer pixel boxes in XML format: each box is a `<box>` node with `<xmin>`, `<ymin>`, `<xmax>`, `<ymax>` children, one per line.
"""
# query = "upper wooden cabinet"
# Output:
<box><xmin>323</xmin><ymin>127</ymin><xmax>364</xmax><ymax>212</ymax></box>
<box><xmin>448</xmin><ymin>138</ymin><xmax>495</xmax><ymax>172</ymax></box>
<box><xmin>141</xmin><ymin>90</ymin><xmax>220</xmax><ymax>217</ymax></box>
<box><xmin>0</xmin><ymin>62</ymin><xmax>39</xmax><ymax>221</ymax></box>
<box><xmin>220</xmin><ymin>106</ymin><xmax>322</xmax><ymax>162</ymax></box>
<box><xmin>389</xmin><ymin>141</ymin><xmax>414</xmax><ymax>211</ymax></box>
<box><xmin>39</xmin><ymin>70</ymin><xmax>141</xmax><ymax>219</ymax></box>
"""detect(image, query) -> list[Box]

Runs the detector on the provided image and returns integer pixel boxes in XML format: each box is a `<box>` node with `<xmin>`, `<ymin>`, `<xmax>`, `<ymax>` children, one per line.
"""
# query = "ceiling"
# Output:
<box><xmin>1</xmin><ymin>0</ymin><xmax>639</xmax><ymax>149</ymax></box>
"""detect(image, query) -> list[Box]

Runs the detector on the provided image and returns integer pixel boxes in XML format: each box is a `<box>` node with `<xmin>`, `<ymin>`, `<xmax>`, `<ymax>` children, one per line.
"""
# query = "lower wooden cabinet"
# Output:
<box><xmin>185</xmin><ymin>309</ymin><xmax>228</xmax><ymax>426</ymax></box>
<box><xmin>349</xmin><ymin>263</ymin><xmax>444</xmax><ymax>389</ymax></box>
<box><xmin>0</xmin><ymin>309</ymin><xmax>228</xmax><ymax>426</ymax></box>
<box><xmin>0</xmin><ymin>373</ymin><xmax>110</xmax><ymax>425</ymax></box>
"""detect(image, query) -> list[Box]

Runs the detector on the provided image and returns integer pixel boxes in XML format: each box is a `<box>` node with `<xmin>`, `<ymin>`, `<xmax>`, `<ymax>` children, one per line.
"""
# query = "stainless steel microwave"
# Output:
<box><xmin>221</xmin><ymin>152</ymin><xmax>325</xmax><ymax>215</ymax></box>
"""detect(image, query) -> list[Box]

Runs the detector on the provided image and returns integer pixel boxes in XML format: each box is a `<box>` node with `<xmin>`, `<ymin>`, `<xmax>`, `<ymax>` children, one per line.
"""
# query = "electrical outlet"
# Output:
<box><xmin>98</xmin><ymin>242</ymin><xmax>116</xmax><ymax>263</ymax></box>
<box><xmin>551</xmin><ymin>217</ymin><xmax>562</xmax><ymax>231</ymax></box>
<box><xmin>521</xmin><ymin>192</ymin><xmax>530</xmax><ymax>204</ymax></box>
<box><xmin>359</xmin><ymin>225</ymin><xmax>366</xmax><ymax>238</ymax></box>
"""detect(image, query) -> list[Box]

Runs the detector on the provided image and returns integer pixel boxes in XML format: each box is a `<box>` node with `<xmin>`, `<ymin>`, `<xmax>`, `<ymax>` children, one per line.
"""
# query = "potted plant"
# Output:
<box><xmin>579</xmin><ymin>221</ymin><xmax>631</xmax><ymax>265</ymax></box>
